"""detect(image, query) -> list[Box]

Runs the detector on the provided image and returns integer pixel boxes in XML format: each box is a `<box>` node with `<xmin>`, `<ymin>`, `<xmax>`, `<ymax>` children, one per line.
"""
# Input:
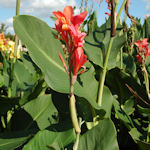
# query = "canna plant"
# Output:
<box><xmin>0</xmin><ymin>0</ymin><xmax>150</xmax><ymax>150</ymax></box>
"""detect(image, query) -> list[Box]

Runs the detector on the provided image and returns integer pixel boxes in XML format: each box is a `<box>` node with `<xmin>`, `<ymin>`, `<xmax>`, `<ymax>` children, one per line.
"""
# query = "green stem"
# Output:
<box><xmin>97</xmin><ymin>37</ymin><xmax>114</xmax><ymax>106</ymax></box>
<box><xmin>97</xmin><ymin>0</ymin><xmax>127</xmax><ymax>106</ymax></box>
<box><xmin>120</xmin><ymin>48</ymin><xmax>123</xmax><ymax>69</ymax></box>
<box><xmin>73</xmin><ymin>118</ymin><xmax>82</xmax><ymax>150</ymax></box>
<box><xmin>16</xmin><ymin>0</ymin><xmax>20</xmax><ymax>16</ymax></box>
<box><xmin>69</xmin><ymin>85</ymin><xmax>81</xmax><ymax>134</ymax></box>
<box><xmin>143</xmin><ymin>66</ymin><xmax>150</xmax><ymax>100</ymax></box>
<box><xmin>69</xmin><ymin>70</ymin><xmax>80</xmax><ymax>133</ymax></box>
<box><xmin>116</xmin><ymin>0</ymin><xmax>127</xmax><ymax>27</ymax></box>
<box><xmin>7</xmin><ymin>0</ymin><xmax>20</xmax><ymax>97</ymax></box>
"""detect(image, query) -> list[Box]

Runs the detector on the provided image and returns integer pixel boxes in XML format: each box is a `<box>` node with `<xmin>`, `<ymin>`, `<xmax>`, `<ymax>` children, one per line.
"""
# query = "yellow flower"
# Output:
<box><xmin>0</xmin><ymin>33</ymin><xmax>21</xmax><ymax>59</ymax></box>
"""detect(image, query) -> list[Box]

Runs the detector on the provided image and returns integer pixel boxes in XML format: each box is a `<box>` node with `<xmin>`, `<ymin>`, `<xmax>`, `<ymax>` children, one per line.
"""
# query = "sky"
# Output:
<box><xmin>0</xmin><ymin>0</ymin><xmax>150</xmax><ymax>33</ymax></box>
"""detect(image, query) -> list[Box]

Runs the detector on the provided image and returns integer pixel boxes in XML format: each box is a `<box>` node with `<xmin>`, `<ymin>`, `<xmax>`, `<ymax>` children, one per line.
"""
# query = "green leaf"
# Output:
<box><xmin>113</xmin><ymin>99</ymin><xmax>131</xmax><ymax>127</ymax></box>
<box><xmin>84</xmin><ymin>19</ymin><xmax>126</xmax><ymax>70</ymax></box>
<box><xmin>0</xmin><ymin>130</ymin><xmax>31</xmax><ymax>150</ymax></box>
<box><xmin>23</xmin><ymin>129</ymin><xmax>75</xmax><ymax>150</ymax></box>
<box><xmin>13</xmin><ymin>15</ymin><xmax>70</xmax><ymax>93</ymax></box>
<box><xmin>100</xmin><ymin>86</ymin><xmax>113</xmax><ymax>118</ymax></box>
<box><xmin>78</xmin><ymin>118</ymin><xmax>119</xmax><ymax>150</ymax></box>
<box><xmin>13</xmin><ymin>60</ymin><xmax>37</xmax><ymax>92</ymax></box>
<box><xmin>123</xmin><ymin>99</ymin><xmax>135</xmax><ymax>115</ymax></box>
<box><xmin>11</xmin><ymin>94</ymin><xmax>58</xmax><ymax>130</ymax></box>
<box><xmin>0</xmin><ymin>137</ymin><xmax>27</xmax><ymax>150</ymax></box>
<box><xmin>0</xmin><ymin>74</ymin><xmax>4</xmax><ymax>87</ymax></box>
<box><xmin>123</xmin><ymin>53</ymin><xmax>136</xmax><ymax>76</ymax></box>
<box><xmin>106</xmin><ymin>68</ymin><xmax>149</xmax><ymax>106</ymax></box>
<box><xmin>13</xmin><ymin>15</ymin><xmax>100</xmax><ymax>109</ymax></box>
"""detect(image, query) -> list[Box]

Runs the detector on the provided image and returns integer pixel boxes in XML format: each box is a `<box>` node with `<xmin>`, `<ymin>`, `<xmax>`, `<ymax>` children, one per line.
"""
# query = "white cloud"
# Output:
<box><xmin>1</xmin><ymin>17</ymin><xmax>14</xmax><ymax>33</ymax></box>
<box><xmin>142</xmin><ymin>0</ymin><xmax>150</xmax><ymax>11</ymax></box>
<box><xmin>0</xmin><ymin>0</ymin><xmax>78</xmax><ymax>17</ymax></box>
<box><xmin>0</xmin><ymin>0</ymin><xmax>16</xmax><ymax>8</ymax></box>
<box><xmin>0</xmin><ymin>0</ymin><xmax>79</xmax><ymax>33</ymax></box>
<box><xmin>5</xmin><ymin>18</ymin><xmax>13</xmax><ymax>25</ymax></box>
<box><xmin>22</xmin><ymin>0</ymin><xmax>78</xmax><ymax>17</ymax></box>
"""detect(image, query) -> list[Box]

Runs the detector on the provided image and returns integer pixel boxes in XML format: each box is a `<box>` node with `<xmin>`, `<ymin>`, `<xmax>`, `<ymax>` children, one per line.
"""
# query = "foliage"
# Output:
<box><xmin>0</xmin><ymin>1</ymin><xmax>150</xmax><ymax>150</ymax></box>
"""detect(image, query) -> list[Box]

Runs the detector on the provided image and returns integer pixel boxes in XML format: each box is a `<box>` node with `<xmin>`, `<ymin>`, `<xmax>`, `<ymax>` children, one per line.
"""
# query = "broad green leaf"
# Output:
<box><xmin>12</xmin><ymin>60</ymin><xmax>37</xmax><ymax>93</ymax></box>
<box><xmin>11</xmin><ymin>94</ymin><xmax>58</xmax><ymax>130</ymax></box>
<box><xmin>0</xmin><ymin>137</ymin><xmax>27</xmax><ymax>150</ymax></box>
<box><xmin>23</xmin><ymin>129</ymin><xmax>75</xmax><ymax>150</ymax></box>
<box><xmin>84</xmin><ymin>19</ymin><xmax>126</xmax><ymax>70</ymax></box>
<box><xmin>0</xmin><ymin>130</ymin><xmax>31</xmax><ymax>150</ymax></box>
<box><xmin>13</xmin><ymin>15</ymin><xmax>70</xmax><ymax>93</ymax></box>
<box><xmin>78</xmin><ymin>118</ymin><xmax>119</xmax><ymax>150</ymax></box>
<box><xmin>100</xmin><ymin>86</ymin><xmax>113</xmax><ymax>118</ymax></box>
<box><xmin>13</xmin><ymin>15</ymin><xmax>100</xmax><ymax>109</ymax></box>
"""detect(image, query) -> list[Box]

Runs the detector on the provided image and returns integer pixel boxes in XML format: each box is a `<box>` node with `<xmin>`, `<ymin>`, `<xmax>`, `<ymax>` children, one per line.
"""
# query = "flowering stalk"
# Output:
<box><xmin>97</xmin><ymin>0</ymin><xmax>127</xmax><ymax>106</ymax></box>
<box><xmin>53</xmin><ymin>6</ymin><xmax>87</xmax><ymax>144</ymax></box>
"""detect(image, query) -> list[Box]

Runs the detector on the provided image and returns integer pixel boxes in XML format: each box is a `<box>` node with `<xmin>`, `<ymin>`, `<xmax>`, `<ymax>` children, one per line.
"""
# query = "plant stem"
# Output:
<box><xmin>120</xmin><ymin>48</ymin><xmax>123</xmax><ymax>69</ymax></box>
<box><xmin>73</xmin><ymin>118</ymin><xmax>82</xmax><ymax>150</ymax></box>
<box><xmin>97</xmin><ymin>37</ymin><xmax>114</xmax><ymax>106</ymax></box>
<box><xmin>8</xmin><ymin>0</ymin><xmax>20</xmax><ymax>97</ymax></box>
<box><xmin>69</xmin><ymin>68</ymin><xmax>80</xmax><ymax>133</ymax></box>
<box><xmin>143</xmin><ymin>65</ymin><xmax>150</xmax><ymax>100</ymax></box>
<box><xmin>69</xmin><ymin>82</ymin><xmax>81</xmax><ymax>134</ymax></box>
<box><xmin>116</xmin><ymin>0</ymin><xmax>127</xmax><ymax>27</ymax></box>
<box><xmin>16</xmin><ymin>0</ymin><xmax>20</xmax><ymax>16</ymax></box>
<box><xmin>97</xmin><ymin>0</ymin><xmax>127</xmax><ymax>106</ymax></box>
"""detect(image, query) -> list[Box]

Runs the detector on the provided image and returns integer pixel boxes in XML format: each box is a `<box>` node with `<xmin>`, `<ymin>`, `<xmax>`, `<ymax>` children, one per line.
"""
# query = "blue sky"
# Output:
<box><xmin>0</xmin><ymin>0</ymin><xmax>150</xmax><ymax>33</ymax></box>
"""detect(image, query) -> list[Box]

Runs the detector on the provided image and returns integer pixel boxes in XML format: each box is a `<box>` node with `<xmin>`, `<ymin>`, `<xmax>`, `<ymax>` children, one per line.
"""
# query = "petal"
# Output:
<box><xmin>72</xmin><ymin>47</ymin><xmax>87</xmax><ymax>76</ymax></box>
<box><xmin>58</xmin><ymin>52</ymin><xmax>69</xmax><ymax>74</ymax></box>
<box><xmin>105</xmin><ymin>12</ymin><xmax>111</xmax><ymax>16</ymax></box>
<box><xmin>135</xmin><ymin>40</ymin><xmax>141</xmax><ymax>48</ymax></box>
<box><xmin>148</xmin><ymin>49</ymin><xmax>150</xmax><ymax>56</ymax></box>
<box><xmin>53</xmin><ymin>11</ymin><xmax>65</xmax><ymax>20</ymax></box>
<box><xmin>142</xmin><ymin>38</ymin><xmax>148</xmax><ymax>46</ymax></box>
<box><xmin>55</xmin><ymin>20</ymin><xmax>62</xmax><ymax>32</ymax></box>
<box><xmin>63</xmin><ymin>6</ymin><xmax>73</xmax><ymax>21</ymax></box>
<box><xmin>71</xmin><ymin>11</ymin><xmax>88</xmax><ymax>28</ymax></box>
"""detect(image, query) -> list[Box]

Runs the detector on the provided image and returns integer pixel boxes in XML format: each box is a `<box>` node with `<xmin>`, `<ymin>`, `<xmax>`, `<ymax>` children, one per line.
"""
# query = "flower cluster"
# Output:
<box><xmin>0</xmin><ymin>33</ymin><xmax>20</xmax><ymax>59</ymax></box>
<box><xmin>53</xmin><ymin>6</ymin><xmax>88</xmax><ymax>84</ymax></box>
<box><xmin>135</xmin><ymin>38</ymin><xmax>150</xmax><ymax>64</ymax></box>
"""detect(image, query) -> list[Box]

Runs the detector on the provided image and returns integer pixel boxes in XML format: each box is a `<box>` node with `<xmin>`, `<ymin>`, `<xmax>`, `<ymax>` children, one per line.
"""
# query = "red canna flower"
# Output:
<box><xmin>135</xmin><ymin>38</ymin><xmax>150</xmax><ymax>63</ymax></box>
<box><xmin>53</xmin><ymin>6</ymin><xmax>87</xmax><ymax>31</ymax></box>
<box><xmin>53</xmin><ymin>6</ymin><xmax>88</xmax><ymax>84</ymax></box>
